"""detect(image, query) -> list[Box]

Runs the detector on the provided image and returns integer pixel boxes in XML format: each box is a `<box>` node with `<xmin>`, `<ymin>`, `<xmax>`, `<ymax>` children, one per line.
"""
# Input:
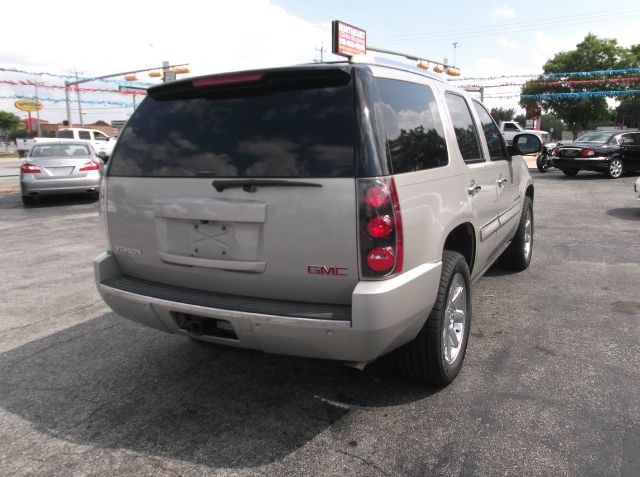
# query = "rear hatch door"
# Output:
<box><xmin>106</xmin><ymin>67</ymin><xmax>359</xmax><ymax>305</ymax></box>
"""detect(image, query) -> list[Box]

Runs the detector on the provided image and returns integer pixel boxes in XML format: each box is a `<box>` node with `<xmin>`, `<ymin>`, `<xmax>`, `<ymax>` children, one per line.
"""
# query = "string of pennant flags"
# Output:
<box><xmin>0</xmin><ymin>79</ymin><xmax>147</xmax><ymax>96</ymax></box>
<box><xmin>0</xmin><ymin>95</ymin><xmax>134</xmax><ymax>108</ymax></box>
<box><xmin>0</xmin><ymin>66</ymin><xmax>153</xmax><ymax>87</ymax></box>
<box><xmin>449</xmin><ymin>67</ymin><xmax>640</xmax><ymax>81</ymax></box>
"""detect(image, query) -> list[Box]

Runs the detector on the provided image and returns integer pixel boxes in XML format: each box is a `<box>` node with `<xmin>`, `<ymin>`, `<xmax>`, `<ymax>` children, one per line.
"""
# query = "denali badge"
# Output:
<box><xmin>114</xmin><ymin>245</ymin><xmax>143</xmax><ymax>256</ymax></box>
<box><xmin>307</xmin><ymin>265</ymin><xmax>348</xmax><ymax>276</ymax></box>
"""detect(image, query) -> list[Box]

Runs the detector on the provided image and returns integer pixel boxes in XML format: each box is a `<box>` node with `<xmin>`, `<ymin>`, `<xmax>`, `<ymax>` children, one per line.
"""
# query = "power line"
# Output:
<box><xmin>369</xmin><ymin>7</ymin><xmax>640</xmax><ymax>44</ymax></box>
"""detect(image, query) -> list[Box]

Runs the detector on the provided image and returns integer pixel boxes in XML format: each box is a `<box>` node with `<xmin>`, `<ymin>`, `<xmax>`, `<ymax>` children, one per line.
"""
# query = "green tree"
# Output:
<box><xmin>520</xmin><ymin>34</ymin><xmax>629</xmax><ymax>138</ymax></box>
<box><xmin>540</xmin><ymin>114</ymin><xmax>566</xmax><ymax>140</ymax></box>
<box><xmin>0</xmin><ymin>111</ymin><xmax>21</xmax><ymax>150</ymax></box>
<box><xmin>94</xmin><ymin>120</ymin><xmax>108</xmax><ymax>125</ymax></box>
<box><xmin>616</xmin><ymin>43</ymin><xmax>640</xmax><ymax>128</ymax></box>
<box><xmin>489</xmin><ymin>107</ymin><xmax>515</xmax><ymax>123</ymax></box>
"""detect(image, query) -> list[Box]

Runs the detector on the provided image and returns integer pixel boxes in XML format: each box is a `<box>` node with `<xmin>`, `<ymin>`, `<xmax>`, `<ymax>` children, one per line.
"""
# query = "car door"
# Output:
<box><xmin>472</xmin><ymin>101</ymin><xmax>521</xmax><ymax>249</ymax></box>
<box><xmin>621</xmin><ymin>133</ymin><xmax>640</xmax><ymax>170</ymax></box>
<box><xmin>443</xmin><ymin>91</ymin><xmax>499</xmax><ymax>275</ymax></box>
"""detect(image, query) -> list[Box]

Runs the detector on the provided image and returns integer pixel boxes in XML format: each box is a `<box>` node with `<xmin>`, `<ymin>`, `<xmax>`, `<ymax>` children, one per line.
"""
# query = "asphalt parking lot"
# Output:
<box><xmin>0</xmin><ymin>169</ymin><xmax>639</xmax><ymax>476</ymax></box>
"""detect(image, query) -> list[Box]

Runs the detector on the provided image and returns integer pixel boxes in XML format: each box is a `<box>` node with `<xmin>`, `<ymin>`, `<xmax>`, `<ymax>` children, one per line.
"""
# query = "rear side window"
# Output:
<box><xmin>445</xmin><ymin>93</ymin><xmax>483</xmax><ymax>163</ymax></box>
<box><xmin>109</xmin><ymin>79</ymin><xmax>355</xmax><ymax>178</ymax></box>
<box><xmin>373</xmin><ymin>79</ymin><xmax>448</xmax><ymax>173</ymax></box>
<box><xmin>472</xmin><ymin>101</ymin><xmax>508</xmax><ymax>161</ymax></box>
<box><xmin>78</xmin><ymin>131</ymin><xmax>91</xmax><ymax>140</ymax></box>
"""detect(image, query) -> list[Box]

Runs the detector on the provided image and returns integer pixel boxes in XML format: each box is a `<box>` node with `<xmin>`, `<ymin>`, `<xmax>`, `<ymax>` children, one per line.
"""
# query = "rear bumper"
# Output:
<box><xmin>94</xmin><ymin>251</ymin><xmax>442</xmax><ymax>363</ymax></box>
<box><xmin>21</xmin><ymin>175</ymin><xmax>101</xmax><ymax>195</ymax></box>
<box><xmin>552</xmin><ymin>157</ymin><xmax>610</xmax><ymax>171</ymax></box>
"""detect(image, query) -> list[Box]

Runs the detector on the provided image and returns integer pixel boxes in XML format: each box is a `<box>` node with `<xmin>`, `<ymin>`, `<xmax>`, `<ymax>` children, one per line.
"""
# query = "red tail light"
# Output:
<box><xmin>192</xmin><ymin>72</ymin><xmax>264</xmax><ymax>88</ymax></box>
<box><xmin>580</xmin><ymin>148</ymin><xmax>594</xmax><ymax>157</ymax></box>
<box><xmin>79</xmin><ymin>160</ymin><xmax>100</xmax><ymax>171</ymax></box>
<box><xmin>20</xmin><ymin>162</ymin><xmax>41</xmax><ymax>173</ymax></box>
<box><xmin>553</xmin><ymin>148</ymin><xmax>560</xmax><ymax>157</ymax></box>
<box><xmin>358</xmin><ymin>178</ymin><xmax>403</xmax><ymax>277</ymax></box>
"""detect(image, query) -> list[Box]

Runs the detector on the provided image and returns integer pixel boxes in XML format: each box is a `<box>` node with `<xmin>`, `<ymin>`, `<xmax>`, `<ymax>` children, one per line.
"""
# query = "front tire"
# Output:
<box><xmin>21</xmin><ymin>195</ymin><xmax>35</xmax><ymax>206</ymax></box>
<box><xmin>397</xmin><ymin>250</ymin><xmax>471</xmax><ymax>386</ymax></box>
<box><xmin>607</xmin><ymin>158</ymin><xmax>623</xmax><ymax>179</ymax></box>
<box><xmin>499</xmin><ymin>196</ymin><xmax>533</xmax><ymax>271</ymax></box>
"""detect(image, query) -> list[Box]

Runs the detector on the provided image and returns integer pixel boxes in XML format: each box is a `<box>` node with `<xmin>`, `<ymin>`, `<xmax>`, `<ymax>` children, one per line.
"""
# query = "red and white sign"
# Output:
<box><xmin>332</xmin><ymin>20</ymin><xmax>366</xmax><ymax>57</ymax></box>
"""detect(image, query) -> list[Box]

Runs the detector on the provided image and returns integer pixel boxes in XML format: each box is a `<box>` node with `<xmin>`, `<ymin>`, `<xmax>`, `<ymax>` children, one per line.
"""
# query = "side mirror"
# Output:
<box><xmin>509</xmin><ymin>133</ymin><xmax>542</xmax><ymax>156</ymax></box>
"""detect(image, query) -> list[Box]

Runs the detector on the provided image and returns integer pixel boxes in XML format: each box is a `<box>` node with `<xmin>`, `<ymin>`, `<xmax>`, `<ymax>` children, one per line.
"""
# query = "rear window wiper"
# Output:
<box><xmin>212</xmin><ymin>179</ymin><xmax>323</xmax><ymax>193</ymax></box>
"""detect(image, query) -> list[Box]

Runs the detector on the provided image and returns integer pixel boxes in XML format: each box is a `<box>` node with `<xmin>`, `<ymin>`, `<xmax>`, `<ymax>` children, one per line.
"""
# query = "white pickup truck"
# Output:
<box><xmin>499</xmin><ymin>121</ymin><xmax>550</xmax><ymax>145</ymax></box>
<box><xmin>15</xmin><ymin>128</ymin><xmax>111</xmax><ymax>158</ymax></box>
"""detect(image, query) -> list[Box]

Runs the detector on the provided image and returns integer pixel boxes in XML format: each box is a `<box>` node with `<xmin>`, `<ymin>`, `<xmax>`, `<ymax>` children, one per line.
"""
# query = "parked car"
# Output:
<box><xmin>20</xmin><ymin>141</ymin><xmax>103</xmax><ymax>205</ymax></box>
<box><xmin>15</xmin><ymin>128</ymin><xmax>112</xmax><ymax>158</ymax></box>
<box><xmin>635</xmin><ymin>176</ymin><xmax>640</xmax><ymax>201</ymax></box>
<box><xmin>499</xmin><ymin>120</ymin><xmax>550</xmax><ymax>145</ymax></box>
<box><xmin>552</xmin><ymin>131</ymin><xmax>640</xmax><ymax>178</ymax></box>
<box><xmin>94</xmin><ymin>58</ymin><xmax>541</xmax><ymax>385</ymax></box>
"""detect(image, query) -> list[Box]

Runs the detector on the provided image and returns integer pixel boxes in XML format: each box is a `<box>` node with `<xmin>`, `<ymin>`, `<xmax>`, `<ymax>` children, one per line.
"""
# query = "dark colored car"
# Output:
<box><xmin>552</xmin><ymin>131</ymin><xmax>640</xmax><ymax>178</ymax></box>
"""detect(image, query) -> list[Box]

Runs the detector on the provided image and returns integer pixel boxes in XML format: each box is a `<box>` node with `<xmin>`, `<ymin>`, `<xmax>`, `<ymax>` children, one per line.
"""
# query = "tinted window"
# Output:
<box><xmin>503</xmin><ymin>123</ymin><xmax>519</xmax><ymax>131</ymax></box>
<box><xmin>445</xmin><ymin>93</ymin><xmax>482</xmax><ymax>162</ymax></box>
<box><xmin>56</xmin><ymin>130</ymin><xmax>74</xmax><ymax>139</ymax></box>
<box><xmin>373</xmin><ymin>79</ymin><xmax>448</xmax><ymax>173</ymax></box>
<box><xmin>78</xmin><ymin>131</ymin><xmax>91</xmax><ymax>140</ymax></box>
<box><xmin>473</xmin><ymin>101</ymin><xmax>508</xmax><ymax>161</ymax></box>
<box><xmin>109</xmin><ymin>81</ymin><xmax>355</xmax><ymax>178</ymax></box>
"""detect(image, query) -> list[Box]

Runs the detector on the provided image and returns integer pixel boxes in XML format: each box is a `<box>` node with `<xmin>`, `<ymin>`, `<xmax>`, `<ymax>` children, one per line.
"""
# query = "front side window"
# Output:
<box><xmin>445</xmin><ymin>93</ymin><xmax>483</xmax><ymax>163</ymax></box>
<box><xmin>473</xmin><ymin>101</ymin><xmax>508</xmax><ymax>161</ymax></box>
<box><xmin>373</xmin><ymin>78</ymin><xmax>448</xmax><ymax>174</ymax></box>
<box><xmin>503</xmin><ymin>123</ymin><xmax>519</xmax><ymax>131</ymax></box>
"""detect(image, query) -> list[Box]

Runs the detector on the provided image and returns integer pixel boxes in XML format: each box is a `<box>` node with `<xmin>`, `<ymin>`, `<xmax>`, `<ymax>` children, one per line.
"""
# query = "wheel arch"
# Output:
<box><xmin>443</xmin><ymin>222</ymin><xmax>476</xmax><ymax>274</ymax></box>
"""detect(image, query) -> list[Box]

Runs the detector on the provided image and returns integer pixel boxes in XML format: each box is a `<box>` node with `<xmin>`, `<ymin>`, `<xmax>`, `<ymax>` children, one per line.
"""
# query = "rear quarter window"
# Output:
<box><xmin>373</xmin><ymin>78</ymin><xmax>448</xmax><ymax>174</ymax></box>
<box><xmin>109</xmin><ymin>79</ymin><xmax>355</xmax><ymax>178</ymax></box>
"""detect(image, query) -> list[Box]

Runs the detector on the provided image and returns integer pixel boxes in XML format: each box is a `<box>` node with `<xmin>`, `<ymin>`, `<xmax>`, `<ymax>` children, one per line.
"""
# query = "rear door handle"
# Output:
<box><xmin>497</xmin><ymin>178</ymin><xmax>508</xmax><ymax>187</ymax></box>
<box><xmin>467</xmin><ymin>183</ymin><xmax>482</xmax><ymax>195</ymax></box>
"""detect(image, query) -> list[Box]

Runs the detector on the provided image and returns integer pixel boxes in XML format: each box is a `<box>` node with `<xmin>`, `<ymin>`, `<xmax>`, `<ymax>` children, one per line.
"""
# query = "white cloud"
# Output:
<box><xmin>494</xmin><ymin>6</ymin><xmax>515</xmax><ymax>19</ymax></box>
<box><xmin>0</xmin><ymin>0</ymin><xmax>329</xmax><ymax>122</ymax></box>
<box><xmin>497</xmin><ymin>38</ymin><xmax>520</xmax><ymax>50</ymax></box>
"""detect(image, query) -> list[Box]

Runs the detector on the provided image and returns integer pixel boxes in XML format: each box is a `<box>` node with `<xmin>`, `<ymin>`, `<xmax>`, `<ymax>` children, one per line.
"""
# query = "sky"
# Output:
<box><xmin>1</xmin><ymin>0</ymin><xmax>639</xmax><ymax>126</ymax></box>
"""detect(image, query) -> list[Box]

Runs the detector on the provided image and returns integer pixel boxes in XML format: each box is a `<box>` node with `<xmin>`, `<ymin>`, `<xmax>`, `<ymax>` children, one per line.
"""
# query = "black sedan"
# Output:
<box><xmin>552</xmin><ymin>131</ymin><xmax>640</xmax><ymax>178</ymax></box>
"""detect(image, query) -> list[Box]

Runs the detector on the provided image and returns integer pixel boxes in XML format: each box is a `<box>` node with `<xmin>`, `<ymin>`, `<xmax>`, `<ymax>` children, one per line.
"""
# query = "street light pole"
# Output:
<box><xmin>75</xmin><ymin>71</ymin><xmax>84</xmax><ymax>126</ymax></box>
<box><xmin>452</xmin><ymin>42</ymin><xmax>460</xmax><ymax>67</ymax></box>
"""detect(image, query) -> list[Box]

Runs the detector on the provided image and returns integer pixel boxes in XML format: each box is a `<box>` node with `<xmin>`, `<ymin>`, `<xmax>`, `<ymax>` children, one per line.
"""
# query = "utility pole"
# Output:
<box><xmin>452</xmin><ymin>42</ymin><xmax>460</xmax><ymax>67</ymax></box>
<box><xmin>75</xmin><ymin>71</ymin><xmax>84</xmax><ymax>126</ymax></box>
<box><xmin>34</xmin><ymin>75</ymin><xmax>42</xmax><ymax>136</ymax></box>
<box><xmin>315</xmin><ymin>43</ymin><xmax>325</xmax><ymax>63</ymax></box>
<box><xmin>64</xmin><ymin>62</ymin><xmax>188</xmax><ymax>125</ymax></box>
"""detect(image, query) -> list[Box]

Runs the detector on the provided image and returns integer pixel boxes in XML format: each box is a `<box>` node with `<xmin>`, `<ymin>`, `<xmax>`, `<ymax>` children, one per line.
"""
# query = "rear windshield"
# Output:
<box><xmin>56</xmin><ymin>130</ymin><xmax>74</xmax><ymax>139</ymax></box>
<box><xmin>109</xmin><ymin>78</ymin><xmax>355</xmax><ymax>178</ymax></box>
<box><xmin>30</xmin><ymin>144</ymin><xmax>91</xmax><ymax>157</ymax></box>
<box><xmin>574</xmin><ymin>132</ymin><xmax>613</xmax><ymax>144</ymax></box>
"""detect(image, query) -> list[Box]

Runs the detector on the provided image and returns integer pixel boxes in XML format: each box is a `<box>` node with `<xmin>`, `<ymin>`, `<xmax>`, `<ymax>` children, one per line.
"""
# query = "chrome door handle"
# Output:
<box><xmin>467</xmin><ymin>183</ymin><xmax>482</xmax><ymax>195</ymax></box>
<box><xmin>497</xmin><ymin>178</ymin><xmax>508</xmax><ymax>186</ymax></box>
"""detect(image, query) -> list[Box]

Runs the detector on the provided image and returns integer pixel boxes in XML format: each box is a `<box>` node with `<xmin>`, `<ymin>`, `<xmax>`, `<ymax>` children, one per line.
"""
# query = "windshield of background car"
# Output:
<box><xmin>30</xmin><ymin>144</ymin><xmax>91</xmax><ymax>157</ymax></box>
<box><xmin>574</xmin><ymin>132</ymin><xmax>613</xmax><ymax>143</ymax></box>
<box><xmin>109</xmin><ymin>78</ymin><xmax>355</xmax><ymax>178</ymax></box>
<box><xmin>55</xmin><ymin>130</ymin><xmax>74</xmax><ymax>139</ymax></box>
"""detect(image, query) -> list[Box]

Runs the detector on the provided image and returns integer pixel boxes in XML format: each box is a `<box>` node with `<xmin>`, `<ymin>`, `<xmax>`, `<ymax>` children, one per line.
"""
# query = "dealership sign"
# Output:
<box><xmin>14</xmin><ymin>98</ymin><xmax>43</xmax><ymax>112</ymax></box>
<box><xmin>332</xmin><ymin>20</ymin><xmax>366</xmax><ymax>57</ymax></box>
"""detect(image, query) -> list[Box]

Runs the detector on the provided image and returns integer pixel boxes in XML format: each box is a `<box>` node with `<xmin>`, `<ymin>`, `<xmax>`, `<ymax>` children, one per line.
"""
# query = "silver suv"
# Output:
<box><xmin>95</xmin><ymin>57</ymin><xmax>540</xmax><ymax>385</ymax></box>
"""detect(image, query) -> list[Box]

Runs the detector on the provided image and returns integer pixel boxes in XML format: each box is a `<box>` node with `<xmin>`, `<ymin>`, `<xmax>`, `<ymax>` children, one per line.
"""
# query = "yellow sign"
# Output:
<box><xmin>14</xmin><ymin>99</ymin><xmax>43</xmax><ymax>112</ymax></box>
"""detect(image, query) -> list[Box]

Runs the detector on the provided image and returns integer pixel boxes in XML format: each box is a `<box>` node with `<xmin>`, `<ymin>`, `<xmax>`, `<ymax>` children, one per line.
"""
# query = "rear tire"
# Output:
<box><xmin>21</xmin><ymin>195</ymin><xmax>35</xmax><ymax>206</ymax></box>
<box><xmin>397</xmin><ymin>250</ymin><xmax>471</xmax><ymax>386</ymax></box>
<box><xmin>561</xmin><ymin>169</ymin><xmax>579</xmax><ymax>176</ymax></box>
<box><xmin>606</xmin><ymin>158</ymin><xmax>623</xmax><ymax>179</ymax></box>
<box><xmin>499</xmin><ymin>196</ymin><xmax>533</xmax><ymax>271</ymax></box>
<box><xmin>536</xmin><ymin>155</ymin><xmax>550</xmax><ymax>173</ymax></box>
